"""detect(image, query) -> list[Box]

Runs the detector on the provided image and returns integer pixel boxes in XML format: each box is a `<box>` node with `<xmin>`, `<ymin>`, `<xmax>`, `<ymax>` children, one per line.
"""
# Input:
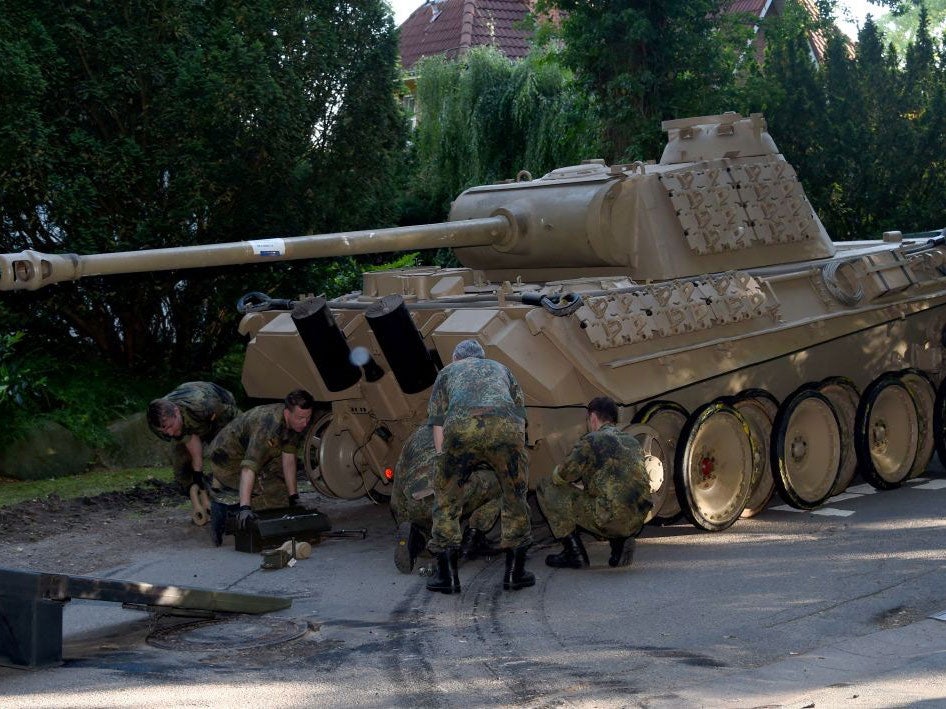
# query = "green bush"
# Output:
<box><xmin>0</xmin><ymin>331</ymin><xmax>51</xmax><ymax>444</ymax></box>
<box><xmin>0</xmin><ymin>330</ymin><xmax>171</xmax><ymax>448</ymax></box>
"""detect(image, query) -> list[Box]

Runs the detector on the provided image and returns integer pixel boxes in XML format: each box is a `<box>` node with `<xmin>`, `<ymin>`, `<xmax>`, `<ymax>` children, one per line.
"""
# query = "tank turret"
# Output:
<box><xmin>5</xmin><ymin>112</ymin><xmax>946</xmax><ymax>534</ymax></box>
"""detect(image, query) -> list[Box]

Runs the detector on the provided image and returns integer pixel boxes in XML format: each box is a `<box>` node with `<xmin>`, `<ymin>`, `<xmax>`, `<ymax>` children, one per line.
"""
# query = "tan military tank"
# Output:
<box><xmin>4</xmin><ymin>112</ymin><xmax>945</xmax><ymax>532</ymax></box>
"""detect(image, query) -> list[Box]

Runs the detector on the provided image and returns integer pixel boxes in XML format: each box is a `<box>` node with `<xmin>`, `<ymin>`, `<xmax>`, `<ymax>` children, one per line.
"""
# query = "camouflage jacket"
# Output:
<box><xmin>210</xmin><ymin>403</ymin><xmax>303</xmax><ymax>475</ymax></box>
<box><xmin>150</xmin><ymin>381</ymin><xmax>239</xmax><ymax>443</ymax></box>
<box><xmin>552</xmin><ymin>423</ymin><xmax>650</xmax><ymax>507</ymax></box>
<box><xmin>394</xmin><ymin>424</ymin><xmax>438</xmax><ymax>502</ymax></box>
<box><xmin>427</xmin><ymin>357</ymin><xmax>526</xmax><ymax>426</ymax></box>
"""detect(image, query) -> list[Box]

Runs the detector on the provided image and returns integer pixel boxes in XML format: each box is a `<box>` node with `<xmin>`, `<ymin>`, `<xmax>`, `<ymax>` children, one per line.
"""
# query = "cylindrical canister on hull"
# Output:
<box><xmin>365</xmin><ymin>294</ymin><xmax>439</xmax><ymax>394</ymax></box>
<box><xmin>291</xmin><ymin>297</ymin><xmax>362</xmax><ymax>392</ymax></box>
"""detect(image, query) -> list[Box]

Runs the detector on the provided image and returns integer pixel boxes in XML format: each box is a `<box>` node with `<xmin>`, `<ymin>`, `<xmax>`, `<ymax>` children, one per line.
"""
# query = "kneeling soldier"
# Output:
<box><xmin>537</xmin><ymin>396</ymin><xmax>652</xmax><ymax>569</ymax></box>
<box><xmin>147</xmin><ymin>381</ymin><xmax>239</xmax><ymax>498</ymax></box>
<box><xmin>392</xmin><ymin>424</ymin><xmax>500</xmax><ymax>573</ymax></box>
<box><xmin>207</xmin><ymin>389</ymin><xmax>314</xmax><ymax>546</ymax></box>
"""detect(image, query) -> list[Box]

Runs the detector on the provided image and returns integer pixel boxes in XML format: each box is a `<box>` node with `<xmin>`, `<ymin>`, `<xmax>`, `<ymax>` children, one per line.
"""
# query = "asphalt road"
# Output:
<box><xmin>3</xmin><ymin>464</ymin><xmax>946</xmax><ymax>707</ymax></box>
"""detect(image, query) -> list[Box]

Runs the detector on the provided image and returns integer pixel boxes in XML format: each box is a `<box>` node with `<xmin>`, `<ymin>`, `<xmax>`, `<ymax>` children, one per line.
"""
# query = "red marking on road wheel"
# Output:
<box><xmin>700</xmin><ymin>456</ymin><xmax>715</xmax><ymax>479</ymax></box>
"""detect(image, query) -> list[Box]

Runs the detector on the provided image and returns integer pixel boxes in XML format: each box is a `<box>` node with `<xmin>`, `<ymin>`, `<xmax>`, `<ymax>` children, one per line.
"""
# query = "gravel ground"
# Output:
<box><xmin>0</xmin><ymin>479</ymin><xmax>208</xmax><ymax>575</ymax></box>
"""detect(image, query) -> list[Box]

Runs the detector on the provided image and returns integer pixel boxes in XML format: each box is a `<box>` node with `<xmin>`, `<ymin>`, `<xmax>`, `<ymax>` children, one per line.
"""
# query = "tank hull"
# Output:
<box><xmin>238</xmin><ymin>238</ymin><xmax>946</xmax><ymax>529</ymax></box>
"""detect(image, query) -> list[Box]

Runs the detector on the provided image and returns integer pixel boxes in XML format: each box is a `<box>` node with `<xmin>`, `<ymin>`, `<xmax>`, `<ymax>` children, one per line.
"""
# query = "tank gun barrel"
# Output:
<box><xmin>0</xmin><ymin>216</ymin><xmax>509</xmax><ymax>291</ymax></box>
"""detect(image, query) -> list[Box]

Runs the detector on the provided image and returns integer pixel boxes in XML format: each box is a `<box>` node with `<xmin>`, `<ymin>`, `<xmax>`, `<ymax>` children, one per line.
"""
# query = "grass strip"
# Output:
<box><xmin>0</xmin><ymin>467</ymin><xmax>174</xmax><ymax>509</ymax></box>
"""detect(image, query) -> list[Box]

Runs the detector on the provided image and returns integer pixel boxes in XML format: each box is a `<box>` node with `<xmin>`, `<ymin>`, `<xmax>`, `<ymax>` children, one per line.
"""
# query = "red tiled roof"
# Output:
<box><xmin>726</xmin><ymin>0</ymin><xmax>769</xmax><ymax>14</ymax></box>
<box><xmin>398</xmin><ymin>0</ymin><xmax>838</xmax><ymax>72</ymax></box>
<box><xmin>726</xmin><ymin>0</ymin><xmax>833</xmax><ymax>63</ymax></box>
<box><xmin>798</xmin><ymin>0</ymin><xmax>830</xmax><ymax>61</ymax></box>
<box><xmin>398</xmin><ymin>0</ymin><xmax>533</xmax><ymax>71</ymax></box>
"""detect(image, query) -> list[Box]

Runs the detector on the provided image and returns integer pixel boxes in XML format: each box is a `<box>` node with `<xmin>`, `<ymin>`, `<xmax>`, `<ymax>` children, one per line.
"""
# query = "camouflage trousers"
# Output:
<box><xmin>209</xmin><ymin>457</ymin><xmax>288</xmax><ymax>511</ymax></box>
<box><xmin>537</xmin><ymin>478</ymin><xmax>648</xmax><ymax>540</ymax></box>
<box><xmin>429</xmin><ymin>415</ymin><xmax>531</xmax><ymax>553</ymax></box>
<box><xmin>392</xmin><ymin>469</ymin><xmax>501</xmax><ymax>535</ymax></box>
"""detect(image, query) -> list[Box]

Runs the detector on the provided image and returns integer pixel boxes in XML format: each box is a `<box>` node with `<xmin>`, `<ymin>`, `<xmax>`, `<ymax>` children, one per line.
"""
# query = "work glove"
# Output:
<box><xmin>191</xmin><ymin>469</ymin><xmax>209</xmax><ymax>491</ymax></box>
<box><xmin>236</xmin><ymin>505</ymin><xmax>257</xmax><ymax>530</ymax></box>
<box><xmin>287</xmin><ymin>493</ymin><xmax>301</xmax><ymax>508</ymax></box>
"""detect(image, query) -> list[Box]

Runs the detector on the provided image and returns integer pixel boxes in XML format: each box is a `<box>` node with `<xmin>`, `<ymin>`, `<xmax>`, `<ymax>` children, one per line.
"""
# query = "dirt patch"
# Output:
<box><xmin>0</xmin><ymin>479</ymin><xmax>207</xmax><ymax>575</ymax></box>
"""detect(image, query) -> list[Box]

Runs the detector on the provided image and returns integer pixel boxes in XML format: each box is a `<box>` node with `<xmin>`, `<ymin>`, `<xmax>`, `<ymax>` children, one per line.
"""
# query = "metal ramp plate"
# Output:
<box><xmin>0</xmin><ymin>566</ymin><xmax>291</xmax><ymax>668</ymax></box>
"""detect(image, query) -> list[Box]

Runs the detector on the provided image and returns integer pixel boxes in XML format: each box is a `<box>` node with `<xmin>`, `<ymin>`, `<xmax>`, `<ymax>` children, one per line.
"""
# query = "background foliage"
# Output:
<box><xmin>405</xmin><ymin>45</ymin><xmax>602</xmax><ymax>221</ymax></box>
<box><xmin>536</xmin><ymin>0</ymin><xmax>757</xmax><ymax>161</ymax></box>
<box><xmin>755</xmin><ymin>0</ymin><xmax>946</xmax><ymax>239</ymax></box>
<box><xmin>0</xmin><ymin>0</ymin><xmax>407</xmax><ymax>376</ymax></box>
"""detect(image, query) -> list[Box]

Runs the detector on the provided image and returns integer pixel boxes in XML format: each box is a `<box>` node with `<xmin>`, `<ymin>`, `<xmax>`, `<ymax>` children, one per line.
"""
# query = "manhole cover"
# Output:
<box><xmin>147</xmin><ymin>616</ymin><xmax>309</xmax><ymax>651</ymax></box>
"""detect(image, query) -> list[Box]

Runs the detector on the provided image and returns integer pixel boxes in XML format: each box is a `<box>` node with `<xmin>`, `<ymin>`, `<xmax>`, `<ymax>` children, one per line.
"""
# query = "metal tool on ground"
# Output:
<box><xmin>260</xmin><ymin>548</ymin><xmax>292</xmax><ymax>570</ymax></box>
<box><xmin>259</xmin><ymin>538</ymin><xmax>314</xmax><ymax>570</ymax></box>
<box><xmin>317</xmin><ymin>529</ymin><xmax>368</xmax><ymax>541</ymax></box>
<box><xmin>0</xmin><ymin>567</ymin><xmax>291</xmax><ymax>669</ymax></box>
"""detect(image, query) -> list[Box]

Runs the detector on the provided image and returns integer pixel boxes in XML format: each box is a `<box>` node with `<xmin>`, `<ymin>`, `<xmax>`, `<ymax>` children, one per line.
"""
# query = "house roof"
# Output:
<box><xmin>727</xmin><ymin>0</ymin><xmax>769</xmax><ymax>14</ymax></box>
<box><xmin>398</xmin><ymin>0</ymin><xmax>834</xmax><ymax>71</ymax></box>
<box><xmin>398</xmin><ymin>0</ymin><xmax>533</xmax><ymax>71</ymax></box>
<box><xmin>726</xmin><ymin>0</ymin><xmax>830</xmax><ymax>63</ymax></box>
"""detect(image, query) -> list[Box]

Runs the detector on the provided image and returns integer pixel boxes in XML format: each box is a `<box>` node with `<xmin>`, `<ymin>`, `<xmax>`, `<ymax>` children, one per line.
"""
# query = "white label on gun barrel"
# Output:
<box><xmin>248</xmin><ymin>238</ymin><xmax>286</xmax><ymax>257</ymax></box>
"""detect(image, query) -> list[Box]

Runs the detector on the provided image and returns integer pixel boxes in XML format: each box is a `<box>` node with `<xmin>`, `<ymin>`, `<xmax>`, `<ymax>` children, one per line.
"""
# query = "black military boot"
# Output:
<box><xmin>426</xmin><ymin>548</ymin><xmax>461</xmax><ymax>594</ymax></box>
<box><xmin>503</xmin><ymin>544</ymin><xmax>536</xmax><ymax>591</ymax></box>
<box><xmin>545</xmin><ymin>531</ymin><xmax>589</xmax><ymax>569</ymax></box>
<box><xmin>459</xmin><ymin>527</ymin><xmax>487</xmax><ymax>561</ymax></box>
<box><xmin>209</xmin><ymin>500</ymin><xmax>229</xmax><ymax>547</ymax></box>
<box><xmin>394</xmin><ymin>522</ymin><xmax>427</xmax><ymax>574</ymax></box>
<box><xmin>608</xmin><ymin>536</ymin><xmax>636</xmax><ymax>568</ymax></box>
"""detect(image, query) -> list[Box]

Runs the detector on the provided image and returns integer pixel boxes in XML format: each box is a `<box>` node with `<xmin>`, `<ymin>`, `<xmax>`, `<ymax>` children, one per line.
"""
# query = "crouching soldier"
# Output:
<box><xmin>426</xmin><ymin>339</ymin><xmax>533</xmax><ymax>595</ymax></box>
<box><xmin>206</xmin><ymin>389</ymin><xmax>315</xmax><ymax>546</ymax></box>
<box><xmin>147</xmin><ymin>381</ymin><xmax>240</xmax><ymax>524</ymax></box>
<box><xmin>392</xmin><ymin>424</ymin><xmax>500</xmax><ymax>573</ymax></box>
<box><xmin>537</xmin><ymin>396</ymin><xmax>652</xmax><ymax>569</ymax></box>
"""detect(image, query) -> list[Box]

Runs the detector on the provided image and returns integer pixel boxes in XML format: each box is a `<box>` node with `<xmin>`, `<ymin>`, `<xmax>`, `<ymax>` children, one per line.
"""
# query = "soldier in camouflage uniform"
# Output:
<box><xmin>392</xmin><ymin>423</ymin><xmax>501</xmax><ymax>573</ymax></box>
<box><xmin>147</xmin><ymin>381</ymin><xmax>239</xmax><ymax>496</ymax></box>
<box><xmin>537</xmin><ymin>396</ymin><xmax>652</xmax><ymax>569</ymax></box>
<box><xmin>426</xmin><ymin>339</ymin><xmax>534</xmax><ymax>594</ymax></box>
<box><xmin>206</xmin><ymin>389</ymin><xmax>315</xmax><ymax>546</ymax></box>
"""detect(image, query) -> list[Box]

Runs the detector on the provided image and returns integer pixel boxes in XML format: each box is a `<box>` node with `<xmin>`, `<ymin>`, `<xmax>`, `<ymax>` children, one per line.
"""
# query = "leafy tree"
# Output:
<box><xmin>535</xmin><ymin>0</ymin><xmax>756</xmax><ymax>162</ymax></box>
<box><xmin>876</xmin><ymin>0</ymin><xmax>946</xmax><ymax>53</ymax></box>
<box><xmin>757</xmin><ymin>1</ymin><xmax>946</xmax><ymax>240</ymax></box>
<box><xmin>758</xmin><ymin>0</ymin><xmax>827</xmax><ymax>177</ymax></box>
<box><xmin>0</xmin><ymin>0</ymin><xmax>407</xmax><ymax>374</ymax></box>
<box><xmin>408</xmin><ymin>45</ymin><xmax>601</xmax><ymax>220</ymax></box>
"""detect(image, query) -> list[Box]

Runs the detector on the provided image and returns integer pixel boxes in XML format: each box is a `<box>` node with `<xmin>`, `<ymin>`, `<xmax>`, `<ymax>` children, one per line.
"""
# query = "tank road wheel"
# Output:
<box><xmin>855</xmin><ymin>373</ymin><xmax>920</xmax><ymax>490</ymax></box>
<box><xmin>897</xmin><ymin>369</ymin><xmax>936</xmax><ymax>479</ymax></box>
<box><xmin>814</xmin><ymin>377</ymin><xmax>860</xmax><ymax>495</ymax></box>
<box><xmin>633</xmin><ymin>401</ymin><xmax>689</xmax><ymax>526</ymax></box>
<box><xmin>732</xmin><ymin>389</ymin><xmax>779</xmax><ymax>518</ymax></box>
<box><xmin>772</xmin><ymin>388</ymin><xmax>842</xmax><ymax>509</ymax></box>
<box><xmin>302</xmin><ymin>410</ymin><xmax>334</xmax><ymax>497</ymax></box>
<box><xmin>674</xmin><ymin>399</ymin><xmax>754</xmax><ymax>532</ymax></box>
<box><xmin>622</xmin><ymin>423</ymin><xmax>667</xmax><ymax>524</ymax></box>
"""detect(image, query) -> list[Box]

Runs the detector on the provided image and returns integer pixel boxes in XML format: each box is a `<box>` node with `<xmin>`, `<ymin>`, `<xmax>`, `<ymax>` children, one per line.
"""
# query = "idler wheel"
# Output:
<box><xmin>622</xmin><ymin>423</ymin><xmax>667</xmax><ymax>523</ymax></box>
<box><xmin>633</xmin><ymin>401</ymin><xmax>689</xmax><ymax>526</ymax></box>
<box><xmin>772</xmin><ymin>388</ymin><xmax>841</xmax><ymax>509</ymax></box>
<box><xmin>856</xmin><ymin>373</ymin><xmax>919</xmax><ymax>489</ymax></box>
<box><xmin>732</xmin><ymin>389</ymin><xmax>779</xmax><ymax>519</ymax></box>
<box><xmin>812</xmin><ymin>377</ymin><xmax>860</xmax><ymax>495</ymax></box>
<box><xmin>674</xmin><ymin>399</ymin><xmax>754</xmax><ymax>532</ymax></box>
<box><xmin>896</xmin><ymin>368</ymin><xmax>936</xmax><ymax>479</ymax></box>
